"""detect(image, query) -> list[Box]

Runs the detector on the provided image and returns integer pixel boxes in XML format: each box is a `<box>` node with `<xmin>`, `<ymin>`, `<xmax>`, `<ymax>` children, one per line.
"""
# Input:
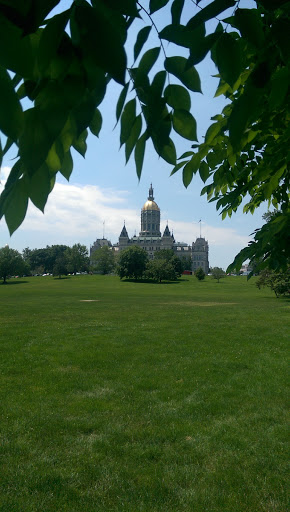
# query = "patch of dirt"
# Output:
<box><xmin>80</xmin><ymin>300</ymin><xmax>100</xmax><ymax>302</ymax></box>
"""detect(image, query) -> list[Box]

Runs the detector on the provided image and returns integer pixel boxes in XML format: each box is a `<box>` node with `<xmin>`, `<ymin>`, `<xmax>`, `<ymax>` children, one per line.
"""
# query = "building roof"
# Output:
<box><xmin>142</xmin><ymin>199</ymin><xmax>160</xmax><ymax>211</ymax></box>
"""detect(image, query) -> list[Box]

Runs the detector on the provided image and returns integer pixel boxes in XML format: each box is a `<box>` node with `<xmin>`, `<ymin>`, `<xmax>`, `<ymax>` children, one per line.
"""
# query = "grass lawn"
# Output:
<box><xmin>0</xmin><ymin>275</ymin><xmax>288</xmax><ymax>511</ymax></box>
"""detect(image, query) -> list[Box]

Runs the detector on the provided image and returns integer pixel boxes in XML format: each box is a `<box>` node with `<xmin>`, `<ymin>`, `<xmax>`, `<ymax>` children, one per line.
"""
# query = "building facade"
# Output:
<box><xmin>90</xmin><ymin>185</ymin><xmax>209</xmax><ymax>273</ymax></box>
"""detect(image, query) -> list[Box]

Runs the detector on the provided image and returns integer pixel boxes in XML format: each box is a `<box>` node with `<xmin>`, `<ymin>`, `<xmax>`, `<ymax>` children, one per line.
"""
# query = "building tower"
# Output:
<box><xmin>192</xmin><ymin>237</ymin><xmax>209</xmax><ymax>274</ymax></box>
<box><xmin>140</xmin><ymin>184</ymin><xmax>161</xmax><ymax>237</ymax></box>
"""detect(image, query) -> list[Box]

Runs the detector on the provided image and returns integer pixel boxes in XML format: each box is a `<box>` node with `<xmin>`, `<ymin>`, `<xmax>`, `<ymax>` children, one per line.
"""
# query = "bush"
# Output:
<box><xmin>195</xmin><ymin>267</ymin><xmax>205</xmax><ymax>281</ymax></box>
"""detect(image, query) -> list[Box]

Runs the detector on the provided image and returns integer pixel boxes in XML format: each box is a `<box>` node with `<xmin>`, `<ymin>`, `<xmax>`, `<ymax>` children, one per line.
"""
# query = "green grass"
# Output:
<box><xmin>0</xmin><ymin>275</ymin><xmax>288</xmax><ymax>511</ymax></box>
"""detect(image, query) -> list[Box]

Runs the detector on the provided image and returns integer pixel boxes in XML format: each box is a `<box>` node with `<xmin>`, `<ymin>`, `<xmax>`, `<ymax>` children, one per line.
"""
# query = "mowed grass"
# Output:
<box><xmin>0</xmin><ymin>275</ymin><xmax>288</xmax><ymax>512</ymax></box>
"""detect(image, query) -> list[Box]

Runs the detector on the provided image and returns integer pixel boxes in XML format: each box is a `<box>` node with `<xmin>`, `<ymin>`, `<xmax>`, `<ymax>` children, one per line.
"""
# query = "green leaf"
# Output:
<box><xmin>207</xmin><ymin>151</ymin><xmax>221</xmax><ymax>169</ymax></box>
<box><xmin>151</xmin><ymin>71</ymin><xmax>167</xmax><ymax>97</ymax></box>
<box><xmin>19</xmin><ymin>107</ymin><xmax>67</xmax><ymax>173</ymax></box>
<box><xmin>134</xmin><ymin>26</ymin><xmax>152</xmax><ymax>62</ymax></box>
<box><xmin>186</xmin><ymin>0</ymin><xmax>235</xmax><ymax>30</ymax></box>
<box><xmin>129</xmin><ymin>67</ymin><xmax>150</xmax><ymax>101</ymax></box>
<box><xmin>170</xmin><ymin>160</ymin><xmax>187</xmax><ymax>176</ymax></box>
<box><xmin>228</xmin><ymin>86</ymin><xmax>260</xmax><ymax>151</ymax></box>
<box><xmin>125</xmin><ymin>114</ymin><xmax>142</xmax><ymax>163</ymax></box>
<box><xmin>120</xmin><ymin>99</ymin><xmax>136</xmax><ymax>146</ymax></box>
<box><xmin>46</xmin><ymin>142</ymin><xmax>62</xmax><ymax>172</ymax></box>
<box><xmin>182</xmin><ymin>153</ymin><xmax>201</xmax><ymax>187</ymax></box>
<box><xmin>199</xmin><ymin>160</ymin><xmax>210</xmax><ymax>182</ymax></box>
<box><xmin>189</xmin><ymin>32</ymin><xmax>219</xmax><ymax>65</ymax></box>
<box><xmin>138</xmin><ymin>47</ymin><xmax>160</xmax><ymax>76</ymax></box>
<box><xmin>72</xmin><ymin>129</ymin><xmax>88</xmax><ymax>157</ymax></box>
<box><xmin>150</xmin><ymin>0</ymin><xmax>170</xmax><ymax>14</ymax></box>
<box><xmin>164</xmin><ymin>84</ymin><xmax>191</xmax><ymax>110</ymax></box>
<box><xmin>99</xmin><ymin>0</ymin><xmax>139</xmax><ymax>16</ymax></box>
<box><xmin>182</xmin><ymin>163</ymin><xmax>193</xmax><ymax>188</ymax></box>
<box><xmin>29</xmin><ymin>164</ymin><xmax>51</xmax><ymax>212</ymax></box>
<box><xmin>269</xmin><ymin>68</ymin><xmax>289</xmax><ymax>110</ymax></box>
<box><xmin>171</xmin><ymin>0</ymin><xmax>185</xmax><ymax>25</ymax></box>
<box><xmin>173</xmin><ymin>109</ymin><xmax>197</xmax><ymax>141</ymax></box>
<box><xmin>165</xmin><ymin>56</ymin><xmax>202</xmax><ymax>93</ymax></box>
<box><xmin>135</xmin><ymin>132</ymin><xmax>147</xmax><ymax>179</ymax></box>
<box><xmin>72</xmin><ymin>89</ymin><xmax>100</xmax><ymax>138</ymax></box>
<box><xmin>160</xmin><ymin>24</ymin><xmax>193</xmax><ymax>48</ymax></box>
<box><xmin>215</xmin><ymin>33</ymin><xmax>242</xmax><ymax>88</ymax></box>
<box><xmin>179</xmin><ymin>151</ymin><xmax>194</xmax><ymax>159</ymax></box>
<box><xmin>205</xmin><ymin>122</ymin><xmax>222</xmax><ymax>144</ymax></box>
<box><xmin>89</xmin><ymin>108</ymin><xmax>102</xmax><ymax>137</ymax></box>
<box><xmin>0</xmin><ymin>12</ymin><xmax>34</xmax><ymax>78</ymax></box>
<box><xmin>37</xmin><ymin>9</ymin><xmax>70</xmax><ymax>73</ymax></box>
<box><xmin>72</xmin><ymin>3</ymin><xmax>127</xmax><ymax>84</ymax></box>
<box><xmin>0</xmin><ymin>67</ymin><xmax>23</xmax><ymax>141</ymax></box>
<box><xmin>2</xmin><ymin>137</ymin><xmax>14</xmax><ymax>156</ymax></box>
<box><xmin>5</xmin><ymin>177</ymin><xmax>28</xmax><ymax>235</ymax></box>
<box><xmin>234</xmin><ymin>8</ymin><xmax>265</xmax><ymax>49</ymax></box>
<box><xmin>153</xmin><ymin>137</ymin><xmax>176</xmax><ymax>165</ymax></box>
<box><xmin>60</xmin><ymin>150</ymin><xmax>73</xmax><ymax>180</ymax></box>
<box><xmin>116</xmin><ymin>82</ymin><xmax>129</xmax><ymax>125</ymax></box>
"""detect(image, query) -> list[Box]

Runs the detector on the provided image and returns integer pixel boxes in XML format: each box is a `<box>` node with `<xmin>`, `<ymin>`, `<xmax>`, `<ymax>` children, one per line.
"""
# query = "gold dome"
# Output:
<box><xmin>142</xmin><ymin>200</ymin><xmax>160</xmax><ymax>211</ymax></box>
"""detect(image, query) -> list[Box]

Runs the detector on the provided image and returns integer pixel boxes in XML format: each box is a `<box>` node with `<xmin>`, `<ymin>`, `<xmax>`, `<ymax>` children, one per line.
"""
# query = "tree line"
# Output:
<box><xmin>0</xmin><ymin>243</ymin><xmax>192</xmax><ymax>284</ymax></box>
<box><xmin>0</xmin><ymin>243</ymin><xmax>90</xmax><ymax>283</ymax></box>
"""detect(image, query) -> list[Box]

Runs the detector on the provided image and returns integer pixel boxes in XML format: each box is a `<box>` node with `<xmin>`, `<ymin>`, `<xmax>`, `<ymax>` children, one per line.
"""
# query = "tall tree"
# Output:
<box><xmin>154</xmin><ymin>249</ymin><xmax>183</xmax><ymax>277</ymax></box>
<box><xmin>0</xmin><ymin>246</ymin><xmax>25</xmax><ymax>283</ymax></box>
<box><xmin>117</xmin><ymin>246</ymin><xmax>148</xmax><ymax>280</ymax></box>
<box><xmin>91</xmin><ymin>245</ymin><xmax>115</xmax><ymax>275</ymax></box>
<box><xmin>65</xmin><ymin>243</ymin><xmax>89</xmax><ymax>274</ymax></box>
<box><xmin>53</xmin><ymin>255</ymin><xmax>68</xmax><ymax>279</ymax></box>
<box><xmin>146</xmin><ymin>258</ymin><xmax>177</xmax><ymax>283</ymax></box>
<box><xmin>0</xmin><ymin>1</ymin><xmax>288</xmax><ymax>271</ymax></box>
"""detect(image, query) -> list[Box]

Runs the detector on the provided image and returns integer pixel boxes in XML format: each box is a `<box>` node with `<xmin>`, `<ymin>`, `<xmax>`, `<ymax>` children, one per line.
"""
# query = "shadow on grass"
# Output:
<box><xmin>1</xmin><ymin>280</ymin><xmax>29</xmax><ymax>285</ymax></box>
<box><xmin>53</xmin><ymin>276</ymin><xmax>72</xmax><ymax>280</ymax></box>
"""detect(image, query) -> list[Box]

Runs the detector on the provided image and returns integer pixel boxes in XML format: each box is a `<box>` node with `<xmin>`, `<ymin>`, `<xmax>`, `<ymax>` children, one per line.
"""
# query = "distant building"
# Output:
<box><xmin>90</xmin><ymin>185</ymin><xmax>209</xmax><ymax>273</ymax></box>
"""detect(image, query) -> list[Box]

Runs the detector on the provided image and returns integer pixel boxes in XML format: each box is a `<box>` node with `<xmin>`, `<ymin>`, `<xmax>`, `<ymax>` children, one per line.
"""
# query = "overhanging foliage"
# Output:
<box><xmin>0</xmin><ymin>0</ymin><xmax>289</xmax><ymax>271</ymax></box>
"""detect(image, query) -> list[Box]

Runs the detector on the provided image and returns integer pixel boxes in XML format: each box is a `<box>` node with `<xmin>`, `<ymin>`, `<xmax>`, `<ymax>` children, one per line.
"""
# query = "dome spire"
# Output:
<box><xmin>148</xmin><ymin>183</ymin><xmax>154</xmax><ymax>201</ymax></box>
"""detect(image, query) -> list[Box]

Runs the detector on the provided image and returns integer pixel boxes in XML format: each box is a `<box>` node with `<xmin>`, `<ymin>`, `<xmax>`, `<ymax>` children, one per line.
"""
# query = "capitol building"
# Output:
<box><xmin>90</xmin><ymin>185</ymin><xmax>209</xmax><ymax>273</ymax></box>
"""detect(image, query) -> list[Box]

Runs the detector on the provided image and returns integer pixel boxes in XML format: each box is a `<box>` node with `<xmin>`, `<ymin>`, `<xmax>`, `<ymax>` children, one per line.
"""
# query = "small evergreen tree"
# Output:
<box><xmin>195</xmin><ymin>267</ymin><xmax>205</xmax><ymax>281</ymax></box>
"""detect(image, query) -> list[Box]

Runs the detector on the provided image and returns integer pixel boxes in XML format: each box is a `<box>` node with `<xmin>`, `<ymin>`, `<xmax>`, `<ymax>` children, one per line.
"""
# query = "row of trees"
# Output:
<box><xmin>0</xmin><ymin>244</ymin><xmax>90</xmax><ymax>283</ymax></box>
<box><xmin>116</xmin><ymin>246</ymin><xmax>190</xmax><ymax>282</ymax></box>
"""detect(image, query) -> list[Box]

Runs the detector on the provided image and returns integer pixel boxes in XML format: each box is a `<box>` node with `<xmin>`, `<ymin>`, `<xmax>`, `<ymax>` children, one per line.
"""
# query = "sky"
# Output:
<box><xmin>0</xmin><ymin>0</ymin><xmax>263</xmax><ymax>269</ymax></box>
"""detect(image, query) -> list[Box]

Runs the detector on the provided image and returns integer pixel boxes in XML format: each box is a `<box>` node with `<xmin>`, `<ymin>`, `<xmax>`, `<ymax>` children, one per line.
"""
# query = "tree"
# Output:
<box><xmin>0</xmin><ymin>246</ymin><xmax>25</xmax><ymax>283</ymax></box>
<box><xmin>146</xmin><ymin>258</ymin><xmax>177</xmax><ymax>283</ymax></box>
<box><xmin>65</xmin><ymin>243</ymin><xmax>89</xmax><ymax>274</ymax></box>
<box><xmin>53</xmin><ymin>255</ymin><xmax>68</xmax><ymax>279</ymax></box>
<box><xmin>154</xmin><ymin>249</ymin><xmax>183</xmax><ymax>277</ymax></box>
<box><xmin>211</xmin><ymin>267</ymin><xmax>226</xmax><ymax>283</ymax></box>
<box><xmin>256</xmin><ymin>267</ymin><xmax>290</xmax><ymax>297</ymax></box>
<box><xmin>0</xmin><ymin>1</ymin><xmax>288</xmax><ymax>271</ymax></box>
<box><xmin>91</xmin><ymin>245</ymin><xmax>115</xmax><ymax>275</ymax></box>
<box><xmin>195</xmin><ymin>267</ymin><xmax>205</xmax><ymax>281</ymax></box>
<box><xmin>180</xmin><ymin>255</ymin><xmax>193</xmax><ymax>273</ymax></box>
<box><xmin>23</xmin><ymin>245</ymin><xmax>69</xmax><ymax>274</ymax></box>
<box><xmin>117</xmin><ymin>246</ymin><xmax>148</xmax><ymax>280</ymax></box>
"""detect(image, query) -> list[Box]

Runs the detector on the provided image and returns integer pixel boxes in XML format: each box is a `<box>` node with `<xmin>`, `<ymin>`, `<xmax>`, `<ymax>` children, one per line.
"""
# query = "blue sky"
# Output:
<box><xmin>0</xmin><ymin>0</ymin><xmax>264</xmax><ymax>269</ymax></box>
